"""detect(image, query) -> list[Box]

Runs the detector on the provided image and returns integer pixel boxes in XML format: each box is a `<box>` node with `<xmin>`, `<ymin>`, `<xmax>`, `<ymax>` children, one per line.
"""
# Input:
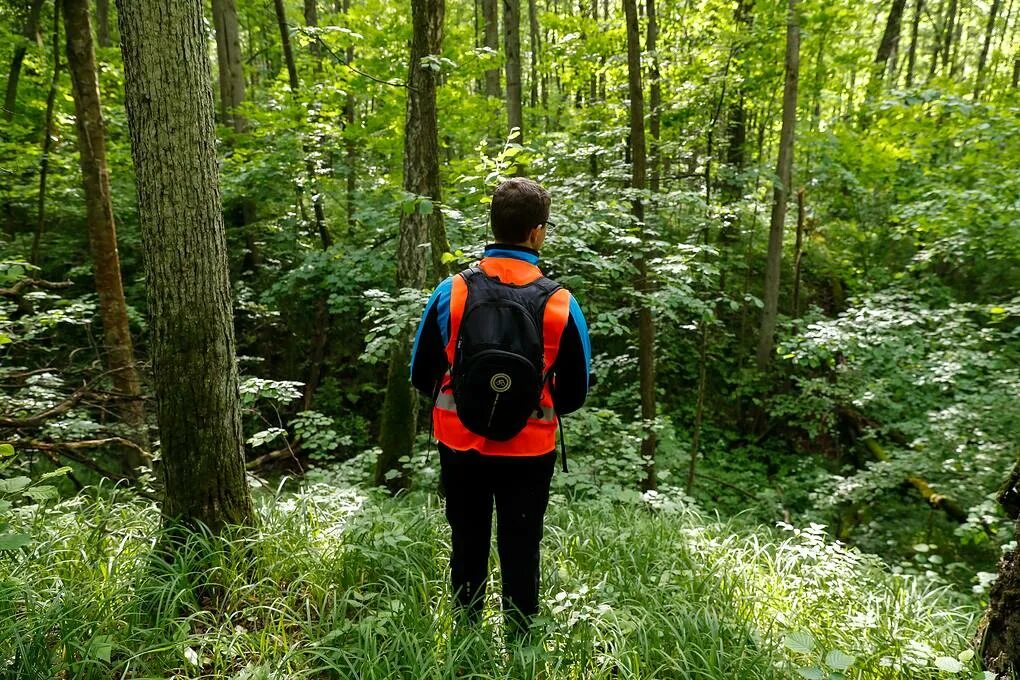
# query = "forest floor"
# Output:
<box><xmin>0</xmin><ymin>482</ymin><xmax>987</xmax><ymax>679</ymax></box>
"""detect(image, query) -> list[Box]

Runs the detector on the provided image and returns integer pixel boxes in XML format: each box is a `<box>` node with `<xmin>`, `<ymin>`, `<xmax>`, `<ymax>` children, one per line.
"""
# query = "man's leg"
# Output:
<box><xmin>493</xmin><ymin>451</ymin><xmax>556</xmax><ymax>639</ymax></box>
<box><xmin>439</xmin><ymin>445</ymin><xmax>494</xmax><ymax>624</ymax></box>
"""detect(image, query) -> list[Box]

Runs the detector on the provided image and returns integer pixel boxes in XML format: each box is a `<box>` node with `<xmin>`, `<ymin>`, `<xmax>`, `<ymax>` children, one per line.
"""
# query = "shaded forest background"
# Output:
<box><xmin>1</xmin><ymin>0</ymin><xmax>1020</xmax><ymax>675</ymax></box>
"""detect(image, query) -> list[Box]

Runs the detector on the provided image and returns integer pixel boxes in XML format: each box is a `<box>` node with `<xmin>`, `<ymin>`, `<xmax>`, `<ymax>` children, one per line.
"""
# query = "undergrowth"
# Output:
<box><xmin>0</xmin><ymin>483</ymin><xmax>983</xmax><ymax>679</ymax></box>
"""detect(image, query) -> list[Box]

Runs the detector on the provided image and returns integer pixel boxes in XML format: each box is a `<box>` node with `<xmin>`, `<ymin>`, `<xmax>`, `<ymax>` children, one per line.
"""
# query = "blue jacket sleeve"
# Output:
<box><xmin>550</xmin><ymin>293</ymin><xmax>592</xmax><ymax>415</ymax></box>
<box><xmin>410</xmin><ymin>277</ymin><xmax>453</xmax><ymax>396</ymax></box>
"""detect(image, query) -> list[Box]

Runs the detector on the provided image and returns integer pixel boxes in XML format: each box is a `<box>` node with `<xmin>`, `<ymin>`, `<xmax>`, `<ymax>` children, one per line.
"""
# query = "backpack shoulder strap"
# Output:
<box><xmin>529</xmin><ymin>275</ymin><xmax>562</xmax><ymax>298</ymax></box>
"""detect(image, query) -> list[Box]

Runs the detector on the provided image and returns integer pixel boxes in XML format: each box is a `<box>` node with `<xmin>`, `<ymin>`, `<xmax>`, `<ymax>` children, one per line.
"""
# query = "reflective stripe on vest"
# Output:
<box><xmin>434</xmin><ymin>265</ymin><xmax>571</xmax><ymax>456</ymax></box>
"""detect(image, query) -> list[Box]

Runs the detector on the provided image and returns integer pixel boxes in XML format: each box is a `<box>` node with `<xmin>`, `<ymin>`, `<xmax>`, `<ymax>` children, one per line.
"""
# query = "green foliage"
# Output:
<box><xmin>0</xmin><ymin>484</ymin><xmax>980</xmax><ymax>678</ymax></box>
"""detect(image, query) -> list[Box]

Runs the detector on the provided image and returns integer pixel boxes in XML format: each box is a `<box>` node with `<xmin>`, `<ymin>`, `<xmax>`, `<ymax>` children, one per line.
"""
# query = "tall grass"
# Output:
<box><xmin>0</xmin><ymin>484</ymin><xmax>979</xmax><ymax>679</ymax></box>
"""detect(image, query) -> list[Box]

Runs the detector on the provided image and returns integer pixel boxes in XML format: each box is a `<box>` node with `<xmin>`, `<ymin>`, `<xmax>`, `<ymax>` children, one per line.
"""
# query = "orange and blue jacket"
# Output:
<box><xmin>410</xmin><ymin>244</ymin><xmax>592</xmax><ymax>456</ymax></box>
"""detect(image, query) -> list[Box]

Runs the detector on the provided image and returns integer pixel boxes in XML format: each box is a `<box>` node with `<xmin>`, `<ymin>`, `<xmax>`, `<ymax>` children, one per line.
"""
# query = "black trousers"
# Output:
<box><xmin>439</xmin><ymin>443</ymin><xmax>556</xmax><ymax>636</ymax></box>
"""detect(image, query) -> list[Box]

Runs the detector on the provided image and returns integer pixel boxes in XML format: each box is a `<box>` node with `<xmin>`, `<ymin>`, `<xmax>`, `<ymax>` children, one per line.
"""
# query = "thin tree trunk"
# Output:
<box><xmin>647</xmin><ymin>0</ymin><xmax>660</xmax><ymax>193</ymax></box>
<box><xmin>529</xmin><ymin>0</ymin><xmax>540</xmax><ymax>108</ymax></box>
<box><xmin>116</xmin><ymin>0</ymin><xmax>253</xmax><ymax>531</ymax></box>
<box><xmin>274</xmin><ymin>0</ymin><xmax>300</xmax><ymax>90</ymax></box>
<box><xmin>3</xmin><ymin>0</ymin><xmax>46</xmax><ymax>122</ymax></box>
<box><xmin>211</xmin><ymin>0</ymin><xmax>246</xmax><ymax>131</ymax></box>
<box><xmin>95</xmin><ymin>0</ymin><xmax>111</xmax><ymax>47</ymax></box>
<box><xmin>30</xmin><ymin>3</ymin><xmax>62</xmax><ymax>267</ymax></box>
<box><xmin>305</xmin><ymin>0</ymin><xmax>321</xmax><ymax>66</ymax></box>
<box><xmin>344</xmin><ymin>0</ymin><xmax>357</xmax><ymax>228</ymax></box>
<box><xmin>64</xmin><ymin>0</ymin><xmax>148</xmax><ymax>469</ymax></box>
<box><xmin>504</xmin><ymin>0</ymin><xmax>524</xmax><ymax>142</ymax></box>
<box><xmin>870</xmin><ymin>0</ymin><xmax>908</xmax><ymax>94</ymax></box>
<box><xmin>974</xmin><ymin>0</ymin><xmax>1003</xmax><ymax>98</ymax></box>
<box><xmin>755</xmin><ymin>0</ymin><xmax>799</xmax><ymax>370</ymax></box>
<box><xmin>624</xmin><ymin>0</ymin><xmax>655</xmax><ymax>492</ymax></box>
<box><xmin>484</xmin><ymin>0</ymin><xmax>501</xmax><ymax>97</ymax></box>
<box><xmin>941</xmin><ymin>0</ymin><xmax>958</xmax><ymax>72</ymax></box>
<box><xmin>375</xmin><ymin>0</ymin><xmax>445</xmax><ymax>492</ymax></box>
<box><xmin>1014</xmin><ymin>54</ymin><xmax>1020</xmax><ymax>87</ymax></box>
<box><xmin>906</xmin><ymin>0</ymin><xmax>923</xmax><ymax>86</ymax></box>
<box><xmin>723</xmin><ymin>0</ymin><xmax>752</xmax><ymax>204</ymax></box>
<box><xmin>791</xmin><ymin>188</ymin><xmax>805</xmax><ymax>318</ymax></box>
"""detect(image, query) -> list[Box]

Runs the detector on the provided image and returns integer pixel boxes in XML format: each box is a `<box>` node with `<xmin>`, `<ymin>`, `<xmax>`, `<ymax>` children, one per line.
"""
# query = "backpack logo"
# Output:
<box><xmin>490</xmin><ymin>373</ymin><xmax>512</xmax><ymax>393</ymax></box>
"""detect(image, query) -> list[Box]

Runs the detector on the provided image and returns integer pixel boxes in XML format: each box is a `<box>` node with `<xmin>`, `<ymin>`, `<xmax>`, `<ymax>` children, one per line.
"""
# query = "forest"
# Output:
<box><xmin>1</xmin><ymin>0</ymin><xmax>1019</xmax><ymax>676</ymax></box>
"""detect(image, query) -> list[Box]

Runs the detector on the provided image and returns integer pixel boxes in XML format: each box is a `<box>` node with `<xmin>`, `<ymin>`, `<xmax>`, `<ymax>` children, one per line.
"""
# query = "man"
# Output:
<box><xmin>409</xmin><ymin>177</ymin><xmax>592</xmax><ymax>639</ymax></box>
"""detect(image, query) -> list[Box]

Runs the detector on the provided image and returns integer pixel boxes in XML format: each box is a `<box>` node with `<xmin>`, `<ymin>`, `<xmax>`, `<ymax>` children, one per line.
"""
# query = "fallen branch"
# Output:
<box><xmin>246</xmin><ymin>442</ymin><xmax>302</xmax><ymax>471</ymax></box>
<box><xmin>0</xmin><ymin>279</ymin><xmax>72</xmax><ymax>298</ymax></box>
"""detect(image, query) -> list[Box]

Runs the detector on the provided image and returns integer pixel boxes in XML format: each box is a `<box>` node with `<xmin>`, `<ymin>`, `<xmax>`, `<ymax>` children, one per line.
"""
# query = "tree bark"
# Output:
<box><xmin>305</xmin><ymin>0</ymin><xmax>321</xmax><ymax>65</ymax></box>
<box><xmin>116</xmin><ymin>0</ymin><xmax>254</xmax><ymax>530</ymax></box>
<box><xmin>529</xmin><ymin>0</ymin><xmax>540</xmax><ymax>108</ymax></box>
<box><xmin>647</xmin><ymin>0</ymin><xmax>661</xmax><ymax>193</ymax></box>
<box><xmin>274</xmin><ymin>0</ymin><xmax>300</xmax><ymax>90</ymax></box>
<box><xmin>976</xmin><ymin>456</ymin><xmax>1020</xmax><ymax>677</ymax></box>
<box><xmin>974</xmin><ymin>0</ymin><xmax>1003</xmax><ymax>98</ymax></box>
<box><xmin>64</xmin><ymin>0</ymin><xmax>149</xmax><ymax>468</ymax></box>
<box><xmin>755</xmin><ymin>0</ymin><xmax>799</xmax><ymax>370</ymax></box>
<box><xmin>3</xmin><ymin>0</ymin><xmax>46</xmax><ymax>122</ymax></box>
<box><xmin>211</xmin><ymin>0</ymin><xmax>246</xmax><ymax>131</ymax></box>
<box><xmin>30</xmin><ymin>2</ymin><xmax>62</xmax><ymax>267</ymax></box>
<box><xmin>870</xmin><ymin>0</ymin><xmax>908</xmax><ymax>93</ymax></box>
<box><xmin>484</xmin><ymin>0</ymin><xmax>501</xmax><ymax>97</ymax></box>
<box><xmin>940</xmin><ymin>0</ymin><xmax>958</xmax><ymax>73</ymax></box>
<box><xmin>375</xmin><ymin>0</ymin><xmax>445</xmax><ymax>493</ymax></box>
<box><xmin>624</xmin><ymin>0</ymin><xmax>656</xmax><ymax>491</ymax></box>
<box><xmin>906</xmin><ymin>0</ymin><xmax>923</xmax><ymax>86</ymax></box>
<box><xmin>791</xmin><ymin>188</ymin><xmax>805</xmax><ymax>318</ymax></box>
<box><xmin>504</xmin><ymin>0</ymin><xmax>524</xmax><ymax>142</ymax></box>
<box><xmin>95</xmin><ymin>0</ymin><xmax>111</xmax><ymax>46</ymax></box>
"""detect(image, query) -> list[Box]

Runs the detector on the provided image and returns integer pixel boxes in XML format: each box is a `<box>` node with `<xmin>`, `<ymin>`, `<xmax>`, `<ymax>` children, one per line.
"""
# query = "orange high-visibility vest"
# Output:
<box><xmin>433</xmin><ymin>257</ymin><xmax>572</xmax><ymax>456</ymax></box>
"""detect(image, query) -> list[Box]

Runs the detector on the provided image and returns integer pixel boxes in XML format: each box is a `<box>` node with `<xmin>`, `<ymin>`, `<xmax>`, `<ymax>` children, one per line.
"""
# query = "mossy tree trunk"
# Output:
<box><xmin>504</xmin><ymin>0</ymin><xmax>523</xmax><ymax>142</ymax></box>
<box><xmin>116</xmin><ymin>0</ymin><xmax>253</xmax><ymax>531</ymax></box>
<box><xmin>374</xmin><ymin>0</ymin><xmax>445</xmax><ymax>493</ymax></box>
<box><xmin>64</xmin><ymin>0</ymin><xmax>149</xmax><ymax>469</ymax></box>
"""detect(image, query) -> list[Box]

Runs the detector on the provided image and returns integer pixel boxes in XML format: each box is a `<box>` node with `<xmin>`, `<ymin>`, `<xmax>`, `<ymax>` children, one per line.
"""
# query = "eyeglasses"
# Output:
<box><xmin>543</xmin><ymin>220</ymin><xmax>556</xmax><ymax>232</ymax></box>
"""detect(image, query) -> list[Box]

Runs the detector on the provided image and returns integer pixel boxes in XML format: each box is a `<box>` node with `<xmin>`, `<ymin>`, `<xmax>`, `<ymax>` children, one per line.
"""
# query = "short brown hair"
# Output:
<box><xmin>490</xmin><ymin>178</ymin><xmax>550</xmax><ymax>243</ymax></box>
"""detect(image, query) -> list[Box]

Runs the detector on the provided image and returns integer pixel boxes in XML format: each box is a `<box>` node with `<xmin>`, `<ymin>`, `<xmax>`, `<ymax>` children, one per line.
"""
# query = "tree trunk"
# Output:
<box><xmin>975</xmin><ymin>457</ymin><xmax>1020</xmax><ymax>676</ymax></box>
<box><xmin>870</xmin><ymin>0</ymin><xmax>908</xmax><ymax>93</ymax></box>
<box><xmin>755</xmin><ymin>0</ymin><xmax>799</xmax><ymax>370</ymax></box>
<box><xmin>3</xmin><ymin>0</ymin><xmax>46</xmax><ymax>122</ymax></box>
<box><xmin>30</xmin><ymin>3</ymin><xmax>62</xmax><ymax>267</ymax></box>
<box><xmin>1014</xmin><ymin>54</ymin><xmax>1020</xmax><ymax>87</ymax></box>
<box><xmin>941</xmin><ymin>0</ymin><xmax>958</xmax><ymax>73</ymax></box>
<box><xmin>647</xmin><ymin>0</ymin><xmax>661</xmax><ymax>193</ymax></box>
<box><xmin>375</xmin><ymin>0</ymin><xmax>445</xmax><ymax>493</ymax></box>
<box><xmin>274</xmin><ymin>0</ymin><xmax>300</xmax><ymax>90</ymax></box>
<box><xmin>974</xmin><ymin>0</ymin><xmax>1003</xmax><ymax>98</ymax></box>
<box><xmin>624</xmin><ymin>0</ymin><xmax>656</xmax><ymax>491</ymax></box>
<box><xmin>211</xmin><ymin>0</ymin><xmax>246</xmax><ymax>131</ymax></box>
<box><xmin>304</xmin><ymin>0</ymin><xmax>321</xmax><ymax>65</ymax></box>
<box><xmin>722</xmin><ymin>0</ymin><xmax>752</xmax><ymax>204</ymax></box>
<box><xmin>529</xmin><ymin>0</ymin><xmax>540</xmax><ymax>108</ymax></box>
<box><xmin>116</xmin><ymin>0</ymin><xmax>253</xmax><ymax>531</ymax></box>
<box><xmin>64</xmin><ymin>0</ymin><xmax>149</xmax><ymax>468</ymax></box>
<box><xmin>504</xmin><ymin>0</ymin><xmax>524</xmax><ymax>142</ymax></box>
<box><xmin>906</xmin><ymin>0</ymin><xmax>923</xmax><ymax>86</ymax></box>
<box><xmin>791</xmin><ymin>188</ymin><xmax>805</xmax><ymax>318</ymax></box>
<box><xmin>484</xmin><ymin>0</ymin><xmax>500</xmax><ymax>97</ymax></box>
<box><xmin>95</xmin><ymin>0</ymin><xmax>111</xmax><ymax>46</ymax></box>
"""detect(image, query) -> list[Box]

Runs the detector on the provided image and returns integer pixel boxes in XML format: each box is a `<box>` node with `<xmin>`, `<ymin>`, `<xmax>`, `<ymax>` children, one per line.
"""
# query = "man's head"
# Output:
<box><xmin>490</xmin><ymin>178</ymin><xmax>551</xmax><ymax>250</ymax></box>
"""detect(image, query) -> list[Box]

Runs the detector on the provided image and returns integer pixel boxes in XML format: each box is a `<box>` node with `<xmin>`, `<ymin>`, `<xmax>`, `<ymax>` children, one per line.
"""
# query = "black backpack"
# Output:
<box><xmin>451</xmin><ymin>267</ymin><xmax>561</xmax><ymax>442</ymax></box>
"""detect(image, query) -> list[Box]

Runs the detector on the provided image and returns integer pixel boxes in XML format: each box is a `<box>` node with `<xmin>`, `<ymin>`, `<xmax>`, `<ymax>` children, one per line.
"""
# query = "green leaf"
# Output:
<box><xmin>0</xmin><ymin>532</ymin><xmax>32</xmax><ymax>551</ymax></box>
<box><xmin>934</xmin><ymin>656</ymin><xmax>964</xmax><ymax>673</ymax></box>
<box><xmin>22</xmin><ymin>485</ymin><xmax>57</xmax><ymax>502</ymax></box>
<box><xmin>0</xmin><ymin>477</ymin><xmax>30</xmax><ymax>494</ymax></box>
<box><xmin>89</xmin><ymin>636</ymin><xmax>113</xmax><ymax>662</ymax></box>
<box><xmin>825</xmin><ymin>650</ymin><xmax>855</xmax><ymax>671</ymax></box>
<box><xmin>957</xmin><ymin>649</ymin><xmax>974</xmax><ymax>663</ymax></box>
<box><xmin>796</xmin><ymin>668</ymin><xmax>825</xmax><ymax>680</ymax></box>
<box><xmin>417</xmin><ymin>199</ymin><xmax>433</xmax><ymax>215</ymax></box>
<box><xmin>784</xmin><ymin>631</ymin><xmax>816</xmax><ymax>654</ymax></box>
<box><xmin>0</xmin><ymin>444</ymin><xmax>13</xmax><ymax>458</ymax></box>
<box><xmin>39</xmin><ymin>466</ymin><xmax>71</xmax><ymax>481</ymax></box>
